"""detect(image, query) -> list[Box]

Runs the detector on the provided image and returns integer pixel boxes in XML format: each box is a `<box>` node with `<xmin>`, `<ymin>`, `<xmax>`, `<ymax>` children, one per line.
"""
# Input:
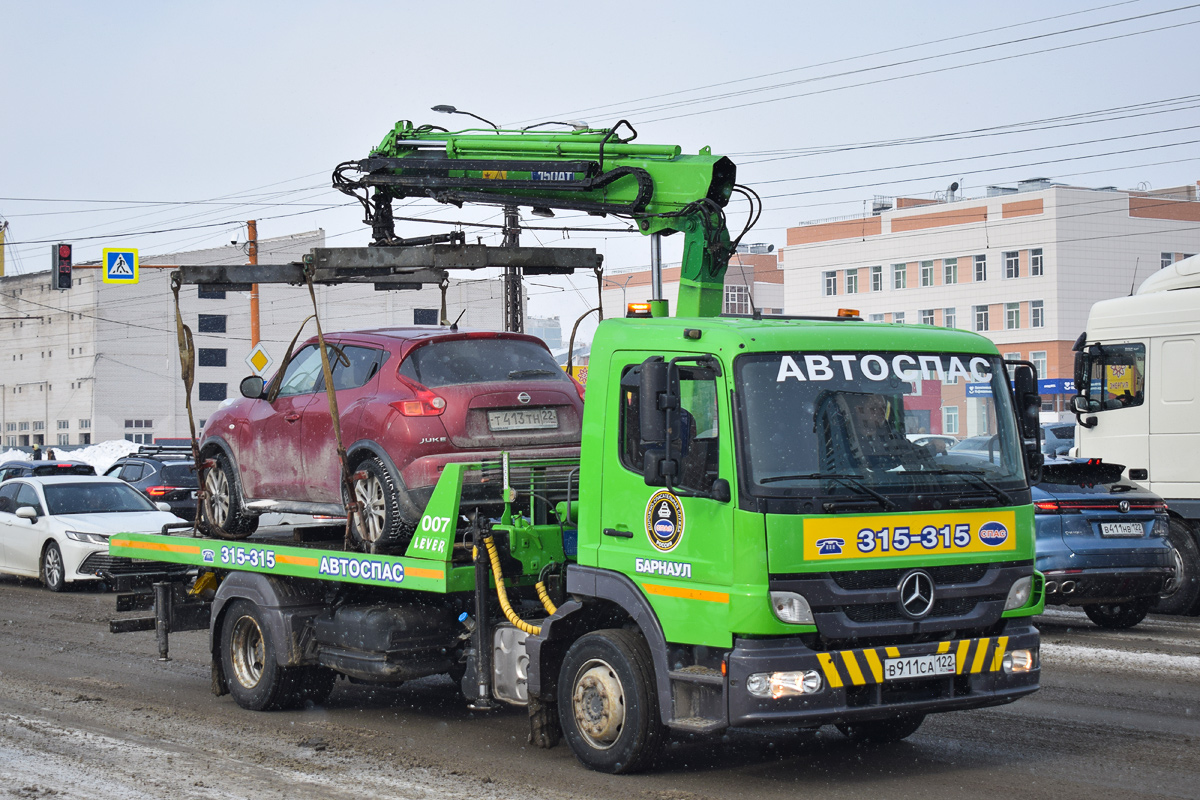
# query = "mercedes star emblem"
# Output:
<box><xmin>898</xmin><ymin>570</ymin><xmax>936</xmax><ymax>619</ymax></box>
<box><xmin>517</xmin><ymin>392</ymin><xmax>531</xmax><ymax>405</ymax></box>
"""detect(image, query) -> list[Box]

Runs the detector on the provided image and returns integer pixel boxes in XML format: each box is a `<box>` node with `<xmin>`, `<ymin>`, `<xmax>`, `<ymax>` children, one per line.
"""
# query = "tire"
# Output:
<box><xmin>836</xmin><ymin>712</ymin><xmax>925</xmax><ymax>743</ymax></box>
<box><xmin>41</xmin><ymin>542</ymin><xmax>66</xmax><ymax>593</ymax></box>
<box><xmin>347</xmin><ymin>457</ymin><xmax>410</xmax><ymax>550</ymax></box>
<box><xmin>1084</xmin><ymin>597</ymin><xmax>1152</xmax><ymax>629</ymax></box>
<box><xmin>557</xmin><ymin>629</ymin><xmax>663</xmax><ymax>774</ymax></box>
<box><xmin>201</xmin><ymin>453</ymin><xmax>258</xmax><ymax>540</ymax></box>
<box><xmin>1155</xmin><ymin>518</ymin><xmax>1200</xmax><ymax>615</ymax></box>
<box><xmin>220</xmin><ymin>599</ymin><xmax>309</xmax><ymax>711</ymax></box>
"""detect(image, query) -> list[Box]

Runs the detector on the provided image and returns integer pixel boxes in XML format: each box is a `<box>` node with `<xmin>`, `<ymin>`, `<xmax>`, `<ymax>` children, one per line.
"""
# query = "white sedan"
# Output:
<box><xmin>0</xmin><ymin>476</ymin><xmax>186</xmax><ymax>591</ymax></box>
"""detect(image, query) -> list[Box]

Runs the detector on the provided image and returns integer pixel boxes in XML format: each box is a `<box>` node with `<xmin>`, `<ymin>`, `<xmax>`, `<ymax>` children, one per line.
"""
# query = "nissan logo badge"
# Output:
<box><xmin>517</xmin><ymin>392</ymin><xmax>531</xmax><ymax>405</ymax></box>
<box><xmin>898</xmin><ymin>570</ymin><xmax>936</xmax><ymax>619</ymax></box>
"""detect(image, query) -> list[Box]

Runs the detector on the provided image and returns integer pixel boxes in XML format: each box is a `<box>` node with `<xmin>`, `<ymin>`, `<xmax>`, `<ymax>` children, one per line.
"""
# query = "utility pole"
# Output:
<box><xmin>248</xmin><ymin>220</ymin><xmax>260</xmax><ymax>347</ymax></box>
<box><xmin>501</xmin><ymin>206</ymin><xmax>523</xmax><ymax>333</ymax></box>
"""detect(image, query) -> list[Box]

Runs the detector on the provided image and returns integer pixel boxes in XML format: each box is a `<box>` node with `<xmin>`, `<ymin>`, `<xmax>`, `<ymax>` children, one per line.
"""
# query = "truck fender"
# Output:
<box><xmin>210</xmin><ymin>572</ymin><xmax>328</xmax><ymax>669</ymax></box>
<box><xmin>345</xmin><ymin>438</ymin><xmax>422</xmax><ymax>522</ymax></box>
<box><xmin>528</xmin><ymin>565</ymin><xmax>675</xmax><ymax>727</ymax></box>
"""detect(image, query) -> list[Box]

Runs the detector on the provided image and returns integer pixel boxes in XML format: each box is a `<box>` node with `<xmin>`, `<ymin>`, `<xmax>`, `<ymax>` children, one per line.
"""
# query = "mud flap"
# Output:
<box><xmin>528</xmin><ymin>696</ymin><xmax>561</xmax><ymax>748</ymax></box>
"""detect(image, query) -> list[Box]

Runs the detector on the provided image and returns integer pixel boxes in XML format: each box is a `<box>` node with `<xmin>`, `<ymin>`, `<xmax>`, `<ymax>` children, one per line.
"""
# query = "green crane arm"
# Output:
<box><xmin>333</xmin><ymin>119</ymin><xmax>743</xmax><ymax>318</ymax></box>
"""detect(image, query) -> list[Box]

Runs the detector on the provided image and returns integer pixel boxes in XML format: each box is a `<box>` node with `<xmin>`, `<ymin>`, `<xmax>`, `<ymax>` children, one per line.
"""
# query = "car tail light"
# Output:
<box><xmin>145</xmin><ymin>486</ymin><xmax>179</xmax><ymax>497</ymax></box>
<box><xmin>1034</xmin><ymin>500</ymin><xmax>1060</xmax><ymax>514</ymax></box>
<box><xmin>391</xmin><ymin>380</ymin><xmax>447</xmax><ymax>417</ymax></box>
<box><xmin>1037</xmin><ymin>500</ymin><xmax>1167</xmax><ymax>514</ymax></box>
<box><xmin>569</xmin><ymin>374</ymin><xmax>585</xmax><ymax>401</ymax></box>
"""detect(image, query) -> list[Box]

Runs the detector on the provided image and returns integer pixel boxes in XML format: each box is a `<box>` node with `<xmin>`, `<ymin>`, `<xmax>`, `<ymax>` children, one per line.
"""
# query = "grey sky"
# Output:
<box><xmin>3</xmin><ymin>1</ymin><xmax>1198</xmax><ymax>342</ymax></box>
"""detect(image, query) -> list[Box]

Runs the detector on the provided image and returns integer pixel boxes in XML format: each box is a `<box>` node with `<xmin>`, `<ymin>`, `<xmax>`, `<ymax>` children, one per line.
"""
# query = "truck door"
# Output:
<box><xmin>596</xmin><ymin>354</ymin><xmax>733</xmax><ymax>645</ymax></box>
<box><xmin>1079</xmin><ymin>341</ymin><xmax>1150</xmax><ymax>481</ymax></box>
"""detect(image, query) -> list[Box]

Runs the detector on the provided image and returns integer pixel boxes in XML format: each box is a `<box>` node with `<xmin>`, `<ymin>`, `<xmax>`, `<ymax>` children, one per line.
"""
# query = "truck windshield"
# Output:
<box><xmin>735</xmin><ymin>351</ymin><xmax>1026</xmax><ymax>510</ymax></box>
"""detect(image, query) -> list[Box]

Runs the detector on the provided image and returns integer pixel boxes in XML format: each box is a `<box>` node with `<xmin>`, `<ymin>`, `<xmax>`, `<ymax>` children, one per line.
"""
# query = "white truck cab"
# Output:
<box><xmin>1072</xmin><ymin>254</ymin><xmax>1200</xmax><ymax>614</ymax></box>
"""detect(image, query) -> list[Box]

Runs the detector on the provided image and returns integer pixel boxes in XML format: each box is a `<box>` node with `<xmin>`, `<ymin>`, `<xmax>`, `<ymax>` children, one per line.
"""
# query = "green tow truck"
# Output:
<box><xmin>109</xmin><ymin>119</ymin><xmax>1045</xmax><ymax>773</ymax></box>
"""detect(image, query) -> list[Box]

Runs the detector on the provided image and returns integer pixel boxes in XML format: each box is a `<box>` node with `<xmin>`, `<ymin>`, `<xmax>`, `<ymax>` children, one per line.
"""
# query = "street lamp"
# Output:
<box><xmin>431</xmin><ymin>105</ymin><xmax>499</xmax><ymax>130</ymax></box>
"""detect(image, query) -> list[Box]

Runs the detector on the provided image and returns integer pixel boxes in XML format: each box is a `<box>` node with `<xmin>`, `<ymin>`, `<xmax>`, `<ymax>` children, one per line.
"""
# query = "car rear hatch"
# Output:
<box><xmin>397</xmin><ymin>335</ymin><xmax>582</xmax><ymax>450</ymax></box>
<box><xmin>145</xmin><ymin>462</ymin><xmax>199</xmax><ymax>505</ymax></box>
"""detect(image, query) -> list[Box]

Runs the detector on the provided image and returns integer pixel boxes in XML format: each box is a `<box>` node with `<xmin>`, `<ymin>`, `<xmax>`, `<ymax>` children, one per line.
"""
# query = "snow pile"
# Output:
<box><xmin>0</xmin><ymin>440</ymin><xmax>139</xmax><ymax>475</ymax></box>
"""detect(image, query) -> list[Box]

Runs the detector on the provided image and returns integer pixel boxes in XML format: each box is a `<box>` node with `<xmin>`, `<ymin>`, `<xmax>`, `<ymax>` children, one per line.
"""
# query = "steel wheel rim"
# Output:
<box><xmin>230</xmin><ymin>615</ymin><xmax>265</xmax><ymax>689</ymax></box>
<box><xmin>205</xmin><ymin>468</ymin><xmax>230</xmax><ymax>528</ymax></box>
<box><xmin>354</xmin><ymin>473</ymin><xmax>386</xmax><ymax>542</ymax></box>
<box><xmin>44</xmin><ymin>546</ymin><xmax>63</xmax><ymax>588</ymax></box>
<box><xmin>572</xmin><ymin>658</ymin><xmax>626</xmax><ymax>750</ymax></box>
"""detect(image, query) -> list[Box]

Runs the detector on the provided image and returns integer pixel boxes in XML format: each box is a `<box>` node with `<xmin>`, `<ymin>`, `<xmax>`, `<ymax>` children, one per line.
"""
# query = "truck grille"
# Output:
<box><xmin>770</xmin><ymin>561</ymin><xmax>1030</xmax><ymax>644</ymax></box>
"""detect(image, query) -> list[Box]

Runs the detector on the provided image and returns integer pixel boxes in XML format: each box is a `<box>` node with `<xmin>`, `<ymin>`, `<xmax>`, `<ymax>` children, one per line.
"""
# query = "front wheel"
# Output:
<box><xmin>1155</xmin><ymin>518</ymin><xmax>1200</xmax><ymax>615</ymax></box>
<box><xmin>201</xmin><ymin>454</ymin><xmax>258</xmax><ymax>540</ymax></box>
<box><xmin>836</xmin><ymin>712</ymin><xmax>926</xmax><ymax>743</ymax></box>
<box><xmin>1084</xmin><ymin>598</ymin><xmax>1152</xmax><ymax>629</ymax></box>
<box><xmin>558</xmin><ymin>629</ymin><xmax>663</xmax><ymax>774</ymax></box>
<box><xmin>41</xmin><ymin>542</ymin><xmax>66</xmax><ymax>592</ymax></box>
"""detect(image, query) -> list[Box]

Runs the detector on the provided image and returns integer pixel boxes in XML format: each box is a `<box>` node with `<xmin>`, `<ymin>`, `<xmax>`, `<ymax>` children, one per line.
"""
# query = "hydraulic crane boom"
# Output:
<box><xmin>334</xmin><ymin>119</ymin><xmax>747</xmax><ymax>318</ymax></box>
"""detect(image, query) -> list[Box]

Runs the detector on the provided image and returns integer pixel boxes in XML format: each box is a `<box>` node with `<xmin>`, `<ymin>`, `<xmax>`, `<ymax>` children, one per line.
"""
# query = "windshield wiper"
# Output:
<box><xmin>923</xmin><ymin>468</ymin><xmax>1014</xmax><ymax>506</ymax></box>
<box><xmin>507</xmin><ymin>369</ymin><xmax>560</xmax><ymax>379</ymax></box>
<box><xmin>761</xmin><ymin>472</ymin><xmax>898</xmax><ymax>511</ymax></box>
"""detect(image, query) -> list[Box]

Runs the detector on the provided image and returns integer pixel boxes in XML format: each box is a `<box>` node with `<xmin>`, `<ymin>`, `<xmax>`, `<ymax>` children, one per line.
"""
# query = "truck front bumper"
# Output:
<box><xmin>726</xmin><ymin>624</ymin><xmax>1039</xmax><ymax>728</ymax></box>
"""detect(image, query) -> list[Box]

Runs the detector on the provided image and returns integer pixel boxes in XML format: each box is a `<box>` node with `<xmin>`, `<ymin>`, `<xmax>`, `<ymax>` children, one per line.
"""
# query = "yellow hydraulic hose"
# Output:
<box><xmin>481</xmin><ymin>536</ymin><xmax>542</xmax><ymax>636</ymax></box>
<box><xmin>535</xmin><ymin>581</ymin><xmax>558</xmax><ymax>616</ymax></box>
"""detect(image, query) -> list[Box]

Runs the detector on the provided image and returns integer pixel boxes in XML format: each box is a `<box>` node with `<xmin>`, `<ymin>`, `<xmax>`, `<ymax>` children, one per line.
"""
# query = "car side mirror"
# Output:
<box><xmin>15</xmin><ymin>506</ymin><xmax>37</xmax><ymax>521</ymax></box>
<box><xmin>239</xmin><ymin>375</ymin><xmax>266</xmax><ymax>400</ymax></box>
<box><xmin>155</xmin><ymin>502</ymin><xmax>172</xmax><ymax>512</ymax></box>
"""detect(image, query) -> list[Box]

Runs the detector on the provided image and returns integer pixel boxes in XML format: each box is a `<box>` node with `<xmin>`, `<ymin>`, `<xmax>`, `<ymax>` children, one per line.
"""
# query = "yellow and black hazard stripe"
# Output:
<box><xmin>816</xmin><ymin>636</ymin><xmax>1010</xmax><ymax>688</ymax></box>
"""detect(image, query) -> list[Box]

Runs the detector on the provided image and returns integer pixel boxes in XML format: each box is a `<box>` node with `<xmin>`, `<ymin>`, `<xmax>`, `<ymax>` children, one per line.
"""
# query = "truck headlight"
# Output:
<box><xmin>769</xmin><ymin>591</ymin><xmax>815</xmax><ymax>624</ymax></box>
<box><xmin>746</xmin><ymin>670</ymin><xmax>823</xmax><ymax>698</ymax></box>
<box><xmin>65</xmin><ymin>531</ymin><xmax>110</xmax><ymax>545</ymax></box>
<box><xmin>1004</xmin><ymin>576</ymin><xmax>1033</xmax><ymax>610</ymax></box>
<box><xmin>1002</xmin><ymin>649</ymin><xmax>1037</xmax><ymax>673</ymax></box>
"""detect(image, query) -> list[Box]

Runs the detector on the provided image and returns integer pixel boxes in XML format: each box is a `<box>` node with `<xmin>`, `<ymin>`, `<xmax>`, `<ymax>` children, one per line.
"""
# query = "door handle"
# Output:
<box><xmin>603</xmin><ymin>528</ymin><xmax>633</xmax><ymax>539</ymax></box>
<box><xmin>284</xmin><ymin>413</ymin><xmax>301</xmax><ymax>423</ymax></box>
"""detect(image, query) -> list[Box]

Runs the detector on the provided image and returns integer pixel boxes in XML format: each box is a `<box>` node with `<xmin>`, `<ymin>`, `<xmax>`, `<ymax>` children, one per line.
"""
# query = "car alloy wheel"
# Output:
<box><xmin>42</xmin><ymin>543</ymin><xmax>65</xmax><ymax>592</ymax></box>
<box><xmin>353</xmin><ymin>472</ymin><xmax>386</xmax><ymax>543</ymax></box>
<box><xmin>205</xmin><ymin>467</ymin><xmax>230</xmax><ymax>529</ymax></box>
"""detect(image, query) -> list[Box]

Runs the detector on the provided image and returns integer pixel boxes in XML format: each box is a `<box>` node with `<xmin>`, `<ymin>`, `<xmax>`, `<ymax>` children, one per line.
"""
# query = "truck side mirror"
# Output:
<box><xmin>1071</xmin><ymin>349</ymin><xmax>1098</xmax><ymax>426</ymax></box>
<box><xmin>638</xmin><ymin>358</ymin><xmax>672</xmax><ymax>445</ymax></box>
<box><xmin>1011</xmin><ymin>363</ymin><xmax>1044</xmax><ymax>482</ymax></box>
<box><xmin>239</xmin><ymin>375</ymin><xmax>266</xmax><ymax>400</ymax></box>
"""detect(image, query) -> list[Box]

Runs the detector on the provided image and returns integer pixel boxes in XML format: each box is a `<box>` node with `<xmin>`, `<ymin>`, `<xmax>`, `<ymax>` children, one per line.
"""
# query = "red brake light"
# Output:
<box><xmin>1034</xmin><ymin>500</ymin><xmax>1060</xmax><ymax>514</ymax></box>
<box><xmin>145</xmin><ymin>486</ymin><xmax>176</xmax><ymax>497</ymax></box>
<box><xmin>391</xmin><ymin>377</ymin><xmax>446</xmax><ymax>417</ymax></box>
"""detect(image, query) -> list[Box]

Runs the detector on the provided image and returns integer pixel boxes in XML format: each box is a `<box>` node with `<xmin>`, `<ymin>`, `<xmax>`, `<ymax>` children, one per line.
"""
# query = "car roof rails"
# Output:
<box><xmin>135</xmin><ymin>444</ymin><xmax>194</xmax><ymax>458</ymax></box>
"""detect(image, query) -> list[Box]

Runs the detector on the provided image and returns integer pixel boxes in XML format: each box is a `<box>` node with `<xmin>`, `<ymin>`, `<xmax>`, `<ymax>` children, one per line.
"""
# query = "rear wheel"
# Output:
<box><xmin>221</xmin><ymin>599</ymin><xmax>317</xmax><ymax>711</ymax></box>
<box><xmin>1084</xmin><ymin>597</ymin><xmax>1153</xmax><ymax>629</ymax></box>
<box><xmin>201</xmin><ymin>454</ymin><xmax>258</xmax><ymax>540</ymax></box>
<box><xmin>41</xmin><ymin>542</ymin><xmax>66</xmax><ymax>592</ymax></box>
<box><xmin>836</xmin><ymin>712</ymin><xmax>926</xmax><ymax>743</ymax></box>
<box><xmin>1155</xmin><ymin>518</ymin><xmax>1200</xmax><ymax>615</ymax></box>
<box><xmin>558</xmin><ymin>629</ymin><xmax>663</xmax><ymax>774</ymax></box>
<box><xmin>347</xmin><ymin>457</ymin><xmax>410</xmax><ymax>551</ymax></box>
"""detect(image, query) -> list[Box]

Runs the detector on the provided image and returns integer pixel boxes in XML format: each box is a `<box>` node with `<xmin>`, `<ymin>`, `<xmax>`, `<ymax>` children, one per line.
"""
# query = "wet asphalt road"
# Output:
<box><xmin>0</xmin><ymin>570</ymin><xmax>1197</xmax><ymax>799</ymax></box>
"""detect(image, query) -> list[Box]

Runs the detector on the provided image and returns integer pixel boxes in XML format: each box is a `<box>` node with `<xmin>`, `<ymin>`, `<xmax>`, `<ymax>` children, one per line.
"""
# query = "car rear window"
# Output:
<box><xmin>32</xmin><ymin>463</ymin><xmax>95</xmax><ymax>476</ymax></box>
<box><xmin>160</xmin><ymin>464</ymin><xmax>198</xmax><ymax>486</ymax></box>
<box><xmin>399</xmin><ymin>338</ymin><xmax>571</xmax><ymax>388</ymax></box>
<box><xmin>44</xmin><ymin>482</ymin><xmax>158</xmax><ymax>515</ymax></box>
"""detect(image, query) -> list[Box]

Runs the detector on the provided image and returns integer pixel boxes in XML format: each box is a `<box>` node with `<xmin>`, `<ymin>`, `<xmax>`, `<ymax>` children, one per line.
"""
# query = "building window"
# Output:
<box><xmin>125</xmin><ymin>419</ymin><xmax>153</xmax><ymax>429</ymax></box>
<box><xmin>1030</xmin><ymin>351</ymin><xmax>1048</xmax><ymax>377</ymax></box>
<box><xmin>198</xmin><ymin>348</ymin><xmax>227</xmax><ymax>367</ymax></box>
<box><xmin>57</xmin><ymin>433</ymin><xmax>69</xmax><ymax>446</ymax></box>
<box><xmin>892</xmin><ymin>264</ymin><xmax>907</xmax><ymax>290</ymax></box>
<box><xmin>1031</xmin><ymin>300</ymin><xmax>1044</xmax><ymax>328</ymax></box>
<box><xmin>845</xmin><ymin>270</ymin><xmax>858</xmax><ymax>294</ymax></box>
<box><xmin>56</xmin><ymin>420</ymin><xmax>69</xmax><ymax>430</ymax></box>
<box><xmin>943</xmin><ymin>257</ymin><xmax>958</xmax><ymax>285</ymax></box>
<box><xmin>893</xmin><ymin>311</ymin><xmax>906</xmax><ymax>324</ymax></box>
<box><xmin>724</xmin><ymin>284</ymin><xmax>751</xmax><ymax>315</ymax></box>
<box><xmin>3</xmin><ymin>423</ymin><xmax>12</xmax><ymax>432</ymax></box>
<box><xmin>198</xmin><ymin>314</ymin><xmax>227</xmax><ymax>333</ymax></box>
<box><xmin>32</xmin><ymin>421</ymin><xmax>45</xmax><ymax>431</ymax></box>
<box><xmin>1030</xmin><ymin>248</ymin><xmax>1043</xmax><ymax>276</ymax></box>
<box><xmin>974</xmin><ymin>254</ymin><xmax>986</xmax><ymax>281</ymax></box>
<box><xmin>413</xmin><ymin>308</ymin><xmax>439</xmax><ymax>325</ymax></box>
<box><xmin>1162</xmin><ymin>252</ymin><xmax>1174</xmax><ymax>270</ymax></box>
<box><xmin>869</xmin><ymin>313</ymin><xmax>884</xmax><ymax>323</ymax></box>
<box><xmin>870</xmin><ymin>265</ymin><xmax>883</xmax><ymax>292</ymax></box>
<box><xmin>1004</xmin><ymin>351</ymin><xmax>1021</xmax><ymax>362</ymax></box>
<box><xmin>125</xmin><ymin>433</ymin><xmax>153</xmax><ymax>444</ymax></box>
<box><xmin>943</xmin><ymin>307</ymin><xmax>956</xmax><ymax>328</ymax></box>
<box><xmin>79</xmin><ymin>433</ymin><xmax>91</xmax><ymax>445</ymax></box>
<box><xmin>823</xmin><ymin>271</ymin><xmax>837</xmax><ymax>296</ymax></box>
<box><xmin>199</xmin><ymin>382</ymin><xmax>228</xmax><ymax>402</ymax></box>
<box><xmin>18</xmin><ymin>422</ymin><xmax>29</xmax><ymax>431</ymax></box>
<box><xmin>1004</xmin><ymin>251</ymin><xmax>1019</xmax><ymax>279</ymax></box>
<box><xmin>79</xmin><ymin>419</ymin><xmax>91</xmax><ymax>429</ymax></box>
<box><xmin>197</xmin><ymin>286</ymin><xmax>226</xmax><ymax>299</ymax></box>
<box><xmin>974</xmin><ymin>305</ymin><xmax>989</xmax><ymax>332</ymax></box>
<box><xmin>920</xmin><ymin>261</ymin><xmax>934</xmax><ymax>287</ymax></box>
<box><xmin>1005</xmin><ymin>302</ymin><xmax>1020</xmax><ymax>330</ymax></box>
<box><xmin>5</xmin><ymin>436</ymin><xmax>13</xmax><ymax>446</ymax></box>
<box><xmin>942</xmin><ymin>405</ymin><xmax>960</xmax><ymax>435</ymax></box>
<box><xmin>920</xmin><ymin>309</ymin><xmax>935</xmax><ymax>325</ymax></box>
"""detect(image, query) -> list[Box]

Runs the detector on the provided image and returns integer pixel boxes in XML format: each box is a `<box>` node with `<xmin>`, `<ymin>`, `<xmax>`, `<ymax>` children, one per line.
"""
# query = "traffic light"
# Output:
<box><xmin>55</xmin><ymin>243</ymin><xmax>72</xmax><ymax>289</ymax></box>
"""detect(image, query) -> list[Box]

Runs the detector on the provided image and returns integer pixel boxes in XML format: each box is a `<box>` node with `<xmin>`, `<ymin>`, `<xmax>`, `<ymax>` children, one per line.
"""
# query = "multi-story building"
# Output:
<box><xmin>779</xmin><ymin>179</ymin><xmax>1200</xmax><ymax>434</ymax></box>
<box><xmin>601</xmin><ymin>243</ymin><xmax>783</xmax><ymax>317</ymax></box>
<box><xmin>0</xmin><ymin>231</ymin><xmax>506</xmax><ymax>446</ymax></box>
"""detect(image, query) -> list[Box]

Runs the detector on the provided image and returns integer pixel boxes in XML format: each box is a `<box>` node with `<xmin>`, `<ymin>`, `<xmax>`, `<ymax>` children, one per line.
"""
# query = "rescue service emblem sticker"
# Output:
<box><xmin>645</xmin><ymin>490</ymin><xmax>685</xmax><ymax>552</ymax></box>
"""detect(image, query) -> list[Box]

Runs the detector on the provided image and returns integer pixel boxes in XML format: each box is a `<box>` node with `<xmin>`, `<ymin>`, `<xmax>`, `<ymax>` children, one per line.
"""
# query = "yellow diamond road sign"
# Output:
<box><xmin>245</xmin><ymin>343</ymin><xmax>274</xmax><ymax>376</ymax></box>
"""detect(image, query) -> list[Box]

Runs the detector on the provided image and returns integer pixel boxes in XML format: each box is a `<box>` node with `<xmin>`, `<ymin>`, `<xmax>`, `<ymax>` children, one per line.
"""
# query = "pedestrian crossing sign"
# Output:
<box><xmin>102</xmin><ymin>248</ymin><xmax>139</xmax><ymax>284</ymax></box>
